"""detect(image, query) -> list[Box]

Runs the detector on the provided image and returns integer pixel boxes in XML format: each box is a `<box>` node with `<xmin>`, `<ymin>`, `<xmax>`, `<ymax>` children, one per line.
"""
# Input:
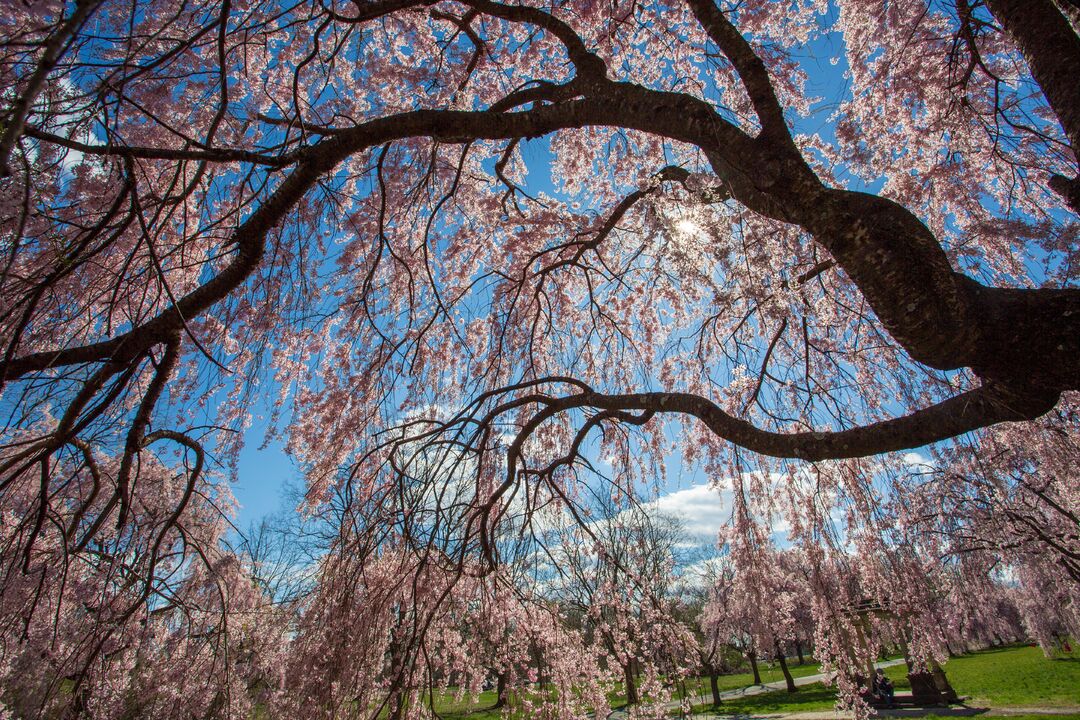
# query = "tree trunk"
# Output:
<box><xmin>930</xmin><ymin>661</ymin><xmax>959</xmax><ymax>703</ymax></box>
<box><xmin>387</xmin><ymin>689</ymin><xmax>407</xmax><ymax>720</ymax></box>
<box><xmin>387</xmin><ymin>608</ymin><xmax>410</xmax><ymax>720</ymax></box>
<box><xmin>709</xmin><ymin>671</ymin><xmax>722</xmax><ymax>707</ymax></box>
<box><xmin>493</xmin><ymin>671</ymin><xmax>509</xmax><ymax>709</ymax></box>
<box><xmin>623</xmin><ymin>661</ymin><xmax>639</xmax><ymax>706</ymax></box>
<box><xmin>795</xmin><ymin>638</ymin><xmax>805</xmax><ymax>665</ymax></box>
<box><xmin>748</xmin><ymin>649</ymin><xmax>762</xmax><ymax>685</ymax></box>
<box><xmin>533</xmin><ymin>641</ymin><xmax>547</xmax><ymax>690</ymax></box>
<box><xmin>775</xmin><ymin>641</ymin><xmax>798</xmax><ymax>693</ymax></box>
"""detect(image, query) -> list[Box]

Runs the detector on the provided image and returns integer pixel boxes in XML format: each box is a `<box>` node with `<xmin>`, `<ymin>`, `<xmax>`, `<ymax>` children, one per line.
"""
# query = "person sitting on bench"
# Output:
<box><xmin>873</xmin><ymin>668</ymin><xmax>895</xmax><ymax>707</ymax></box>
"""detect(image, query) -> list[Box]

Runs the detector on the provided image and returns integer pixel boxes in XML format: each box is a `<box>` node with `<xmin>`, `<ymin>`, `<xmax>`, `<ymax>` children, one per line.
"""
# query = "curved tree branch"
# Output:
<box><xmin>519</xmin><ymin>380</ymin><xmax>1057</xmax><ymax>462</ymax></box>
<box><xmin>5</xmin><ymin>0</ymin><xmax>1078</xmax><ymax>467</ymax></box>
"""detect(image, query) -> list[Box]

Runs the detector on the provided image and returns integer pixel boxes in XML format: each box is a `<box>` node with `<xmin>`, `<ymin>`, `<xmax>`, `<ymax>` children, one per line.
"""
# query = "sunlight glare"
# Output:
<box><xmin>675</xmin><ymin>218</ymin><xmax>701</xmax><ymax>236</ymax></box>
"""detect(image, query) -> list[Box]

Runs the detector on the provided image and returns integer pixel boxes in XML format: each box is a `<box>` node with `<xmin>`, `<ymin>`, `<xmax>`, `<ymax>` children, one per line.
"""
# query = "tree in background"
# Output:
<box><xmin>676</xmin><ymin>559</ymin><xmax>741</xmax><ymax>708</ymax></box>
<box><xmin>548</xmin><ymin>503</ymin><xmax>694</xmax><ymax>712</ymax></box>
<box><xmin>908</xmin><ymin>408</ymin><xmax>1080</xmax><ymax>653</ymax></box>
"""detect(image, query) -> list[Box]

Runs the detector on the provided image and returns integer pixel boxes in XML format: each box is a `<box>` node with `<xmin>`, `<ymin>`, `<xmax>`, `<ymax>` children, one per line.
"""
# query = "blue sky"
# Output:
<box><xmin>231</xmin><ymin>137</ymin><xmax>564</xmax><ymax>528</ymax></box>
<box><xmin>228</xmin><ymin>17</ymin><xmax>872</xmax><ymax>540</ymax></box>
<box><xmin>234</xmin><ymin>422</ymin><xmax>294</xmax><ymax>524</ymax></box>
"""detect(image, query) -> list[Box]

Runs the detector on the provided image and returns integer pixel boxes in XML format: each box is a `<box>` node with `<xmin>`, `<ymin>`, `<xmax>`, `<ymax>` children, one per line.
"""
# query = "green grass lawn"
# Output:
<box><xmin>942</xmin><ymin>645</ymin><xmax>1080</xmax><ymax>707</ymax></box>
<box><xmin>427</xmin><ymin>688</ymin><xmax>503</xmax><ymax>719</ymax></box>
<box><xmin>426</xmin><ymin>659</ymin><xmax>827</xmax><ymax>717</ymax></box>
<box><xmin>426</xmin><ymin>686</ymin><xmax>562</xmax><ymax>720</ymax></box>
<box><xmin>673</xmin><ymin>660</ymin><xmax>825</xmax><ymax>702</ymax></box>
<box><xmin>925</xmin><ymin>716</ymin><xmax>1080</xmax><ymax>720</ymax></box>
<box><xmin>686</xmin><ymin>681</ymin><xmax>840</xmax><ymax>714</ymax></box>
<box><xmin>414</xmin><ymin>644</ymin><xmax>1079</xmax><ymax>718</ymax></box>
<box><xmin>684</xmin><ymin>644</ymin><xmax>1080</xmax><ymax>716</ymax></box>
<box><xmin>601</xmin><ymin>659</ymin><xmax>825</xmax><ymax>707</ymax></box>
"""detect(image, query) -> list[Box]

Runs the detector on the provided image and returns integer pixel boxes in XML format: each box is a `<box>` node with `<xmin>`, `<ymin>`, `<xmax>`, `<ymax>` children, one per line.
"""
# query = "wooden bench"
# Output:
<box><xmin>865</xmin><ymin>670</ymin><xmax>959</xmax><ymax>709</ymax></box>
<box><xmin>868</xmin><ymin>693</ymin><xmax>945</xmax><ymax>709</ymax></box>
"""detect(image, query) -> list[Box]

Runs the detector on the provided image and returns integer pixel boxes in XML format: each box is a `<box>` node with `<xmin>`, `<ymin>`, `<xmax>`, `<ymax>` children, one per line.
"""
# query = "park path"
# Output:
<box><xmin>606</xmin><ymin>658</ymin><xmax>910</xmax><ymax>719</ymax></box>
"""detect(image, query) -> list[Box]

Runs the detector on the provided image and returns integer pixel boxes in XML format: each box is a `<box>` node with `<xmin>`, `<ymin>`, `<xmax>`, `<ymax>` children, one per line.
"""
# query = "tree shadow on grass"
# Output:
<box><xmin>688</xmin><ymin>683</ymin><xmax>839</xmax><ymax>715</ymax></box>
<box><xmin>876</xmin><ymin>708</ymin><xmax>990</xmax><ymax>718</ymax></box>
<box><xmin>694</xmin><ymin>705</ymin><xmax>992</xmax><ymax>720</ymax></box>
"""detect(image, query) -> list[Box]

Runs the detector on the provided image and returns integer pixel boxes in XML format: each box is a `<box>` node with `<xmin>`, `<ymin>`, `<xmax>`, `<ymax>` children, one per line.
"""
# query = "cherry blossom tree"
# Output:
<box><xmin>2</xmin><ymin>0</ymin><xmax>1079</xmax><ymax>716</ymax></box>
<box><xmin>901</xmin><ymin>400</ymin><xmax>1079</xmax><ymax>654</ymax></box>
<box><xmin>697</xmin><ymin>557</ymin><xmax>762</xmax><ymax>693</ymax></box>
<box><xmin>547</xmin><ymin>503</ymin><xmax>694</xmax><ymax>713</ymax></box>
<box><xmin>699</xmin><ymin>539</ymin><xmax>809</xmax><ymax>695</ymax></box>
<box><xmin>731</xmin><ymin>536</ymin><xmax>796</xmax><ymax>689</ymax></box>
<box><xmin>675</xmin><ymin>560</ymin><xmax>740</xmax><ymax>708</ymax></box>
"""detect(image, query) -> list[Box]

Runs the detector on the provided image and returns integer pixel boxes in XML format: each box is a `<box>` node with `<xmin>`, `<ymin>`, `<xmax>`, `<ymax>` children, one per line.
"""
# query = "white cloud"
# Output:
<box><xmin>902</xmin><ymin>451</ymin><xmax>933</xmax><ymax>468</ymax></box>
<box><xmin>640</xmin><ymin>483</ymin><xmax>732</xmax><ymax>543</ymax></box>
<box><xmin>677</xmin><ymin>557</ymin><xmax>728</xmax><ymax>588</ymax></box>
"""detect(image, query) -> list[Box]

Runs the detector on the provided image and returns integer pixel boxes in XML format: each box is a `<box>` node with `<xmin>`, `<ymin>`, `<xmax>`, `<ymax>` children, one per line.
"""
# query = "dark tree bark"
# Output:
<box><xmin>748</xmin><ymin>649</ymin><xmax>762</xmax><ymax>686</ymax></box>
<box><xmin>709</xmin><ymin>671</ymin><xmax>723</xmax><ymax>707</ymax></box>
<box><xmin>493</xmin><ymin>671</ymin><xmax>509</xmax><ymax>709</ymax></box>
<box><xmin>775</xmin><ymin>641</ymin><xmax>798</xmax><ymax>694</ymax></box>
<box><xmin>623</xmin><ymin>661</ymin><xmax>639</xmax><ymax>706</ymax></box>
<box><xmin>931</xmin><ymin>662</ymin><xmax>959</xmax><ymax>703</ymax></box>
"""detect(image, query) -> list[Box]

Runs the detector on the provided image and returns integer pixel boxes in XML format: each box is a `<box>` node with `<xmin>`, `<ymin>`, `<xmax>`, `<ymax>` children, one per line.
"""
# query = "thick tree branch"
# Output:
<box><xmin>1</xmin><ymin>95</ymin><xmax>750</xmax><ymax>379</ymax></box>
<box><xmin>683</xmin><ymin>0</ymin><xmax>789</xmax><ymax>140</ymax></box>
<box><xmin>985</xmin><ymin>0</ymin><xmax>1080</xmax><ymax>157</ymax></box>
<box><xmin>986</xmin><ymin>0</ymin><xmax>1080</xmax><ymax>211</ymax></box>
<box><xmin>539</xmin><ymin>381</ymin><xmax>1057</xmax><ymax>462</ymax></box>
<box><xmin>6</xmin><ymin>8</ymin><xmax>1078</xmax><ymax>455</ymax></box>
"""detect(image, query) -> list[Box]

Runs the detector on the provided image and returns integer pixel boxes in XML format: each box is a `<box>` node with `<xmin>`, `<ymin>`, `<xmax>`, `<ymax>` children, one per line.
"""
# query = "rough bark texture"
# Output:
<box><xmin>775</xmin><ymin>642</ymin><xmax>797</xmax><ymax>694</ymax></box>
<box><xmin>709</xmin><ymin>672</ymin><xmax>722</xmax><ymax>707</ymax></box>
<box><xmin>623</xmin><ymin>662</ymin><xmax>638</xmax><ymax>706</ymax></box>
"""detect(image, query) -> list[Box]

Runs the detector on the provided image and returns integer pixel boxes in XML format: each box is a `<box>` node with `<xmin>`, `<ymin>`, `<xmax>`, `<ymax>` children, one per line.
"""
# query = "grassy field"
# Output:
<box><xmin>603</xmin><ymin>659</ymin><xmax>828</xmax><ymax>707</ymax></box>
<box><xmin>685</xmin><ymin>644</ymin><xmax>1080</xmax><ymax>716</ymax></box>
<box><xmin>420</xmin><ymin>644</ymin><xmax>1079</xmax><ymax>718</ymax></box>
<box><xmin>429</xmin><ymin>658</ymin><xmax>827</xmax><ymax>716</ymax></box>
<box><xmin>942</xmin><ymin>645</ymin><xmax>1080</xmax><ymax>707</ymax></box>
<box><xmin>673</xmin><ymin>660</ymin><xmax>825</xmax><ymax>701</ymax></box>
<box><xmin>921</xmin><ymin>717</ymin><xmax>1080</xmax><ymax>720</ymax></box>
<box><xmin>427</xmin><ymin>688</ymin><xmax>503</xmax><ymax>719</ymax></box>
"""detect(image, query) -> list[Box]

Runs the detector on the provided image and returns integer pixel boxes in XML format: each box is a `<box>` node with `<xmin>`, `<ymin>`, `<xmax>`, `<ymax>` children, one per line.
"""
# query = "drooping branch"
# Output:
<box><xmin>21</xmin><ymin>125</ymin><xmax>293</xmax><ymax>166</ymax></box>
<box><xmin>5</xmin><ymin>0</ymin><xmax>1079</xmax><ymax>470</ymax></box>
<box><xmin>505</xmin><ymin>380</ymin><xmax>1056</xmax><ymax>463</ymax></box>
<box><xmin>527</xmin><ymin>164</ymin><xmax>709</xmax><ymax>281</ymax></box>
<box><xmin>0</xmin><ymin>91</ymin><xmax>749</xmax><ymax>380</ymax></box>
<box><xmin>456</xmin><ymin>0</ymin><xmax>609</xmax><ymax>80</ymax></box>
